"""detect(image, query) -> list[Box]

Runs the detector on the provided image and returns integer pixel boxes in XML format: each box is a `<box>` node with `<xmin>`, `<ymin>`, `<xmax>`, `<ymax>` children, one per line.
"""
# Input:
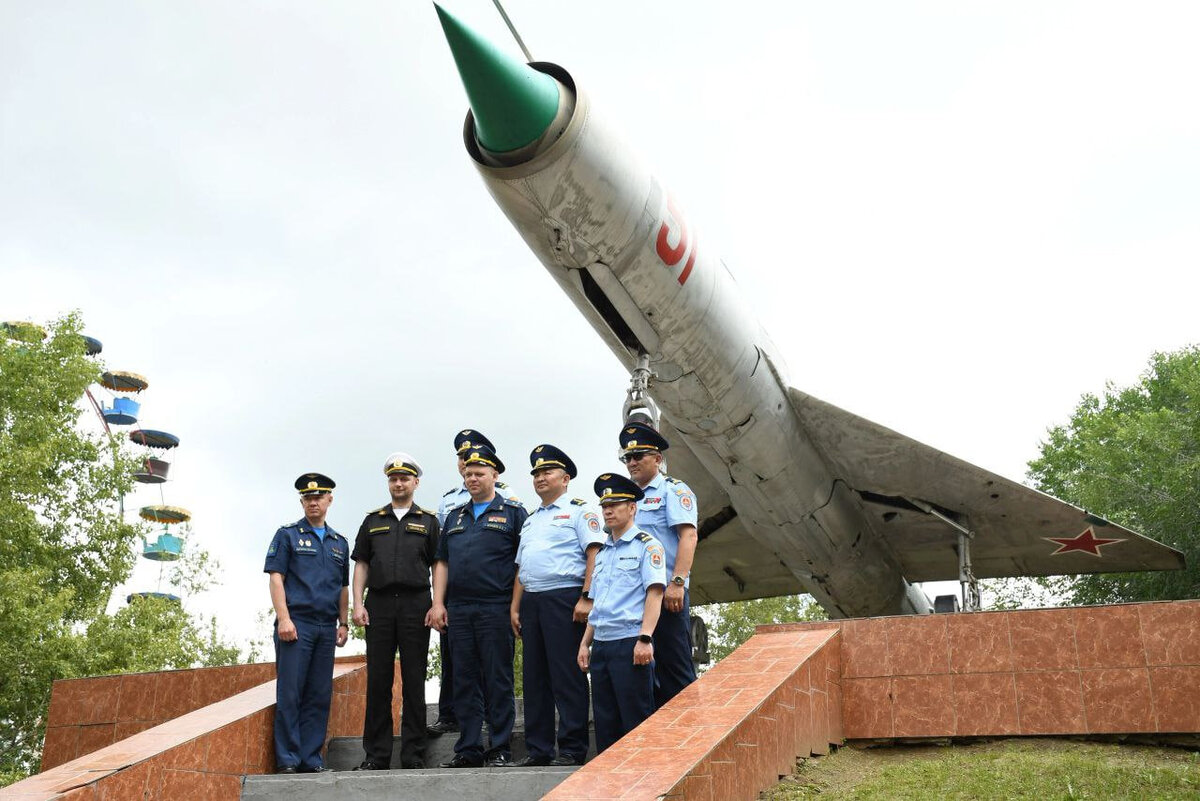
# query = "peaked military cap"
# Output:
<box><xmin>383</xmin><ymin>451</ymin><xmax>422</xmax><ymax>477</ymax></box>
<box><xmin>295</xmin><ymin>472</ymin><xmax>335</xmax><ymax>496</ymax></box>
<box><xmin>619</xmin><ymin>421</ymin><xmax>669</xmax><ymax>454</ymax></box>
<box><xmin>454</xmin><ymin>428</ymin><xmax>496</xmax><ymax>455</ymax></box>
<box><xmin>529</xmin><ymin>443</ymin><xmax>577</xmax><ymax>478</ymax></box>
<box><xmin>594</xmin><ymin>473</ymin><xmax>644</xmax><ymax>505</ymax></box>
<box><xmin>462</xmin><ymin>444</ymin><xmax>505</xmax><ymax>474</ymax></box>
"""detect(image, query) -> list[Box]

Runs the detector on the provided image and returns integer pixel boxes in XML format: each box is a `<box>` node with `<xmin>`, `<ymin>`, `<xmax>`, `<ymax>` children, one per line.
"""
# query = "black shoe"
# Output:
<box><xmin>299</xmin><ymin>765</ymin><xmax>332</xmax><ymax>773</ymax></box>
<box><xmin>426</xmin><ymin>720</ymin><xmax>459</xmax><ymax>736</ymax></box>
<box><xmin>484</xmin><ymin>753</ymin><xmax>514</xmax><ymax>767</ymax></box>
<box><xmin>275</xmin><ymin>765</ymin><xmax>298</xmax><ymax>774</ymax></box>
<box><xmin>401</xmin><ymin>759</ymin><xmax>425</xmax><ymax>769</ymax></box>
<box><xmin>439</xmin><ymin>754</ymin><xmax>483</xmax><ymax>768</ymax></box>
<box><xmin>354</xmin><ymin>760</ymin><xmax>389</xmax><ymax>771</ymax></box>
<box><xmin>550</xmin><ymin>754</ymin><xmax>585</xmax><ymax>766</ymax></box>
<box><xmin>510</xmin><ymin>755</ymin><xmax>552</xmax><ymax>767</ymax></box>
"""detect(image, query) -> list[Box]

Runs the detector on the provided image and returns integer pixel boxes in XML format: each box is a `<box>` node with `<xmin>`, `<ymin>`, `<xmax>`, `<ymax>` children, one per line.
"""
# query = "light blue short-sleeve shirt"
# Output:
<box><xmin>634</xmin><ymin>473</ymin><xmax>697</xmax><ymax>585</ymax></box>
<box><xmin>587</xmin><ymin>526</ymin><xmax>667</xmax><ymax>642</ymax></box>
<box><xmin>516</xmin><ymin>494</ymin><xmax>605</xmax><ymax>593</ymax></box>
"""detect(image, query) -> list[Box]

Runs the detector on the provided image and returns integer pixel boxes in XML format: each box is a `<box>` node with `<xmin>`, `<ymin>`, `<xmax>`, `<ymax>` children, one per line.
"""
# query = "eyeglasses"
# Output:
<box><xmin>621</xmin><ymin>451</ymin><xmax>653</xmax><ymax>463</ymax></box>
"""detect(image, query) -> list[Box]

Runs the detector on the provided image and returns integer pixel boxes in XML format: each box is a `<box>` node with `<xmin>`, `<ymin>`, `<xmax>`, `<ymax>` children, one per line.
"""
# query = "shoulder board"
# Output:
<box><xmin>412</xmin><ymin>506</ymin><xmax>432</xmax><ymax>517</ymax></box>
<box><xmin>635</xmin><ymin>532</ymin><xmax>653</xmax><ymax>543</ymax></box>
<box><xmin>279</xmin><ymin>522</ymin><xmax>294</xmax><ymax>530</ymax></box>
<box><xmin>570</xmin><ymin>498</ymin><xmax>587</xmax><ymax>506</ymax></box>
<box><xmin>375</xmin><ymin>506</ymin><xmax>391</xmax><ymax>516</ymax></box>
<box><xmin>503</xmin><ymin>498</ymin><xmax>524</xmax><ymax>509</ymax></box>
<box><xmin>442</xmin><ymin>488</ymin><xmax>457</xmax><ymax>497</ymax></box>
<box><xmin>449</xmin><ymin>500</ymin><xmax>468</xmax><ymax>511</ymax></box>
<box><xmin>496</xmin><ymin>481</ymin><xmax>509</xmax><ymax>489</ymax></box>
<box><xmin>665</xmin><ymin>476</ymin><xmax>681</xmax><ymax>485</ymax></box>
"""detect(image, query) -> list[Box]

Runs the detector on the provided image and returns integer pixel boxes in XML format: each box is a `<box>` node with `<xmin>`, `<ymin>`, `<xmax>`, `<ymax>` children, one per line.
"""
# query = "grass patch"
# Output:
<box><xmin>762</xmin><ymin>738</ymin><xmax>1200</xmax><ymax>800</ymax></box>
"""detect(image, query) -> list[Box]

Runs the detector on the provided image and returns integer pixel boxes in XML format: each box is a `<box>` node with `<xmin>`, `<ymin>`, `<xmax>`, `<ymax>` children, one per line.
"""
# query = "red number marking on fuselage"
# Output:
<box><xmin>655</xmin><ymin>196</ymin><xmax>696</xmax><ymax>286</ymax></box>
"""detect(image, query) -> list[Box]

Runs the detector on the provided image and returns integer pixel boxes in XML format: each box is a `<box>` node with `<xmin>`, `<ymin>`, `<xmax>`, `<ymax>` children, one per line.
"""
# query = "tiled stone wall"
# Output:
<box><xmin>544</xmin><ymin>600</ymin><xmax>1199</xmax><ymax>800</ymax></box>
<box><xmin>4</xmin><ymin>658</ymin><xmax>373</xmax><ymax>801</ymax></box>
<box><xmin>41</xmin><ymin>662</ymin><xmax>277</xmax><ymax>770</ymax></box>
<box><xmin>544</xmin><ymin>628</ymin><xmax>841</xmax><ymax>801</ymax></box>
<box><xmin>823</xmin><ymin>600</ymin><xmax>1200</xmax><ymax>738</ymax></box>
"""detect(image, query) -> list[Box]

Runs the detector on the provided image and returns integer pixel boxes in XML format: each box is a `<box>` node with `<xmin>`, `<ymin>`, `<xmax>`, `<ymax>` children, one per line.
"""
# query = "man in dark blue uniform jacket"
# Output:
<box><xmin>426</xmin><ymin>445</ymin><xmax>528</xmax><ymax>768</ymax></box>
<box><xmin>264</xmin><ymin>473</ymin><xmax>350</xmax><ymax>773</ymax></box>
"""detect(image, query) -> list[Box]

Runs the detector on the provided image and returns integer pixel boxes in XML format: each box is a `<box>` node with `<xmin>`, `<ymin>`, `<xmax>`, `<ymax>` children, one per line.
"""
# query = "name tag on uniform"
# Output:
<box><xmin>448</xmin><ymin>526</ymin><xmax>466</xmax><ymax>535</ymax></box>
<box><xmin>368</xmin><ymin>526</ymin><xmax>390</xmax><ymax>534</ymax></box>
<box><xmin>553</xmin><ymin>514</ymin><xmax>570</xmax><ymax>520</ymax></box>
<box><xmin>642</xmin><ymin>497</ymin><xmax>663</xmax><ymax>507</ymax></box>
<box><xmin>405</xmin><ymin>523</ymin><xmax>428</xmax><ymax>534</ymax></box>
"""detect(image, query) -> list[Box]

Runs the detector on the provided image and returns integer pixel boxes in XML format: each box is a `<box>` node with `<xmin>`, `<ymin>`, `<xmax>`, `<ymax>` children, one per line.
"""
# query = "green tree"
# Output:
<box><xmin>700</xmin><ymin>594</ymin><xmax>827</xmax><ymax>664</ymax></box>
<box><xmin>0</xmin><ymin>314</ymin><xmax>243</xmax><ymax>783</ymax></box>
<box><xmin>1027</xmin><ymin>347</ymin><xmax>1200</xmax><ymax>605</ymax></box>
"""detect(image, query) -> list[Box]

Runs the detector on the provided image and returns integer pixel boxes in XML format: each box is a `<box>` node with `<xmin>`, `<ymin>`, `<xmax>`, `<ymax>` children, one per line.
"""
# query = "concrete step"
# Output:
<box><xmin>242</xmin><ymin>702</ymin><xmax>592</xmax><ymax>800</ymax></box>
<box><xmin>240</xmin><ymin>766</ymin><xmax>579</xmax><ymax>801</ymax></box>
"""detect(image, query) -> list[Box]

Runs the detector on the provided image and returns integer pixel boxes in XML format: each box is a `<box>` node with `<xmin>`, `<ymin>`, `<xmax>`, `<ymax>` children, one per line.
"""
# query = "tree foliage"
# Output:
<box><xmin>1027</xmin><ymin>347</ymin><xmax>1200</xmax><ymax>605</ymax></box>
<box><xmin>700</xmin><ymin>594</ymin><xmax>827</xmax><ymax>664</ymax></box>
<box><xmin>0</xmin><ymin>314</ymin><xmax>243</xmax><ymax>781</ymax></box>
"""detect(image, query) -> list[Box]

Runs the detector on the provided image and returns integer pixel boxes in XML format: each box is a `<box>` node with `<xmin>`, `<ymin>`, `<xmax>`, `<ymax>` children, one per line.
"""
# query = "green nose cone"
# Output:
<box><xmin>434</xmin><ymin>4</ymin><xmax>560</xmax><ymax>153</ymax></box>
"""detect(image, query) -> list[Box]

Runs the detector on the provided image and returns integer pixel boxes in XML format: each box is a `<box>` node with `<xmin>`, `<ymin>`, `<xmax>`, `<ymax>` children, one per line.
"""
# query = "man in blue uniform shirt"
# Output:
<box><xmin>430</xmin><ymin>428</ymin><xmax>521</xmax><ymax>736</ymax></box>
<box><xmin>426</xmin><ymin>445</ymin><xmax>528</xmax><ymax>768</ymax></box>
<box><xmin>577</xmin><ymin>473</ymin><xmax>666</xmax><ymax>754</ymax></box>
<box><xmin>620</xmin><ymin>422</ymin><xmax>699</xmax><ymax>708</ymax></box>
<box><xmin>263</xmin><ymin>473</ymin><xmax>350</xmax><ymax>774</ymax></box>
<box><xmin>509</xmin><ymin>445</ymin><xmax>604</xmax><ymax>767</ymax></box>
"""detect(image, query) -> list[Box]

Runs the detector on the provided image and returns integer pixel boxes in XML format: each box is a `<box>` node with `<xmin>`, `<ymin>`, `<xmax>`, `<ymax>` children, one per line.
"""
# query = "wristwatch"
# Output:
<box><xmin>580</xmin><ymin>589</ymin><xmax>592</xmax><ymax>601</ymax></box>
<box><xmin>637</xmin><ymin>634</ymin><xmax>653</xmax><ymax>644</ymax></box>
<box><xmin>670</xmin><ymin>575</ymin><xmax>685</xmax><ymax>586</ymax></box>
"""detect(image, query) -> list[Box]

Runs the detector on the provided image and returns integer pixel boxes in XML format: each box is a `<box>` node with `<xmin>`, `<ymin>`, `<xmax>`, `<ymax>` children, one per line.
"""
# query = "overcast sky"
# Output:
<box><xmin>4</xmin><ymin>1</ymin><xmax>1198</xmax><ymax>648</ymax></box>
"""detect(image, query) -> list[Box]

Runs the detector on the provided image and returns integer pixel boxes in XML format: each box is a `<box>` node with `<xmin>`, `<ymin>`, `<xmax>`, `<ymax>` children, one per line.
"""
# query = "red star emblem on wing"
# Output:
<box><xmin>1044</xmin><ymin>527</ymin><xmax>1125</xmax><ymax>557</ymax></box>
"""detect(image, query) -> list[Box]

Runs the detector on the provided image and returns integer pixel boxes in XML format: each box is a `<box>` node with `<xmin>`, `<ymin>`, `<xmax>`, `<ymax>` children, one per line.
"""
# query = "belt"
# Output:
<box><xmin>369</xmin><ymin>586</ymin><xmax>430</xmax><ymax>596</ymax></box>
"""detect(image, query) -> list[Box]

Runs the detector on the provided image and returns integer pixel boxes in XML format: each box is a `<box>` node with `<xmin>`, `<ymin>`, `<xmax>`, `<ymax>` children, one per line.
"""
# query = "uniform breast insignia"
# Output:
<box><xmin>405</xmin><ymin>523</ymin><xmax>428</xmax><ymax>534</ymax></box>
<box><xmin>487</xmin><ymin>515</ymin><xmax>507</xmax><ymax>523</ymax></box>
<box><xmin>368</xmin><ymin>526</ymin><xmax>390</xmax><ymax>534</ymax></box>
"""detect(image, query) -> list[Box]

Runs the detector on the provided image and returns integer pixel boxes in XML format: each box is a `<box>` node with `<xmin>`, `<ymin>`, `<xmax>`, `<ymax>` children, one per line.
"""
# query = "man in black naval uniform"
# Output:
<box><xmin>264</xmin><ymin>473</ymin><xmax>350</xmax><ymax>774</ymax></box>
<box><xmin>350</xmin><ymin>452</ymin><xmax>440</xmax><ymax>770</ymax></box>
<box><xmin>426</xmin><ymin>445</ymin><xmax>528</xmax><ymax>768</ymax></box>
<box><xmin>429</xmin><ymin>428</ymin><xmax>521</xmax><ymax>736</ymax></box>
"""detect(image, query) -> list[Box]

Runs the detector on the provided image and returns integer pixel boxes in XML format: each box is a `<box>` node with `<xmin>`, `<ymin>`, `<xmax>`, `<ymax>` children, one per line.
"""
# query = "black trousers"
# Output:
<box><xmin>363</xmin><ymin>588</ymin><xmax>431</xmax><ymax>765</ymax></box>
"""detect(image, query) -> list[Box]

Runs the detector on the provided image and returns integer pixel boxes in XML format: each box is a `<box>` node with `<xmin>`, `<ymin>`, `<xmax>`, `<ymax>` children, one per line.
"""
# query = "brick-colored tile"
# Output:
<box><xmin>809</xmin><ymin>690</ymin><xmax>828</xmax><ymax>756</ymax></box>
<box><xmin>669</xmin><ymin>771</ymin><xmax>713</xmax><ymax>801</ymax></box>
<box><xmin>1150</xmin><ymin>666</ymin><xmax>1200</xmax><ymax>732</ymax></box>
<box><xmin>1081</xmin><ymin>668</ymin><xmax>1155</xmax><ymax>733</ymax></box>
<box><xmin>205</xmin><ymin>717</ymin><xmax>248</xmax><ymax>774</ymax></box>
<box><xmin>891</xmin><ymin>675</ymin><xmax>954</xmax><ymax>737</ymax></box>
<box><xmin>841</xmin><ymin>618</ymin><xmax>890</xmax><ymax>679</ymax></box>
<box><xmin>952</xmin><ymin>673</ymin><xmax>1018</xmax><ymax>736</ymax></box>
<box><xmin>96</xmin><ymin>762</ymin><xmax>150</xmax><ymax>801</ymax></box>
<box><xmin>114</xmin><ymin>720</ymin><xmax>154</xmax><ymax>741</ymax></box>
<box><xmin>40</xmin><ymin>725</ymin><xmax>80</xmax><ymax>770</ymax></box>
<box><xmin>76</xmin><ymin>724</ymin><xmax>116</xmax><ymax>758</ymax></box>
<box><xmin>948</xmin><ymin>612</ymin><xmax>1013</xmax><ymax>674</ymax></box>
<box><xmin>1015</xmin><ymin>670</ymin><xmax>1086</xmax><ymax>734</ymax></box>
<box><xmin>1074</xmin><ymin>606</ymin><xmax>1146</xmax><ymax>669</ymax></box>
<box><xmin>886</xmin><ymin>616</ymin><xmax>950</xmax><ymax>676</ymax></box>
<box><xmin>1139</xmin><ymin>602</ymin><xmax>1200</xmax><ymax>666</ymax></box>
<box><xmin>116</xmin><ymin>674</ymin><xmax>158</xmax><ymax>723</ymax></box>
<box><xmin>1009</xmin><ymin>609</ymin><xmax>1079</xmax><ymax>671</ymax></box>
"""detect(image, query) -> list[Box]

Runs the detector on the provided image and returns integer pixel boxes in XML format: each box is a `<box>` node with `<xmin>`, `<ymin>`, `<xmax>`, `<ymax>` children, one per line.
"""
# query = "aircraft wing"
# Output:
<box><xmin>654</xmin><ymin>417</ymin><xmax>807</xmax><ymax>604</ymax></box>
<box><xmin>788</xmin><ymin>388</ymin><xmax>1186</xmax><ymax>582</ymax></box>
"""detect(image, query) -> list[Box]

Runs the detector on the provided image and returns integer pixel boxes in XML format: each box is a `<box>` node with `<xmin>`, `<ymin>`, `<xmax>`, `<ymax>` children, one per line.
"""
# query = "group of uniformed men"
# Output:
<box><xmin>263</xmin><ymin>422</ymin><xmax>698</xmax><ymax>773</ymax></box>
